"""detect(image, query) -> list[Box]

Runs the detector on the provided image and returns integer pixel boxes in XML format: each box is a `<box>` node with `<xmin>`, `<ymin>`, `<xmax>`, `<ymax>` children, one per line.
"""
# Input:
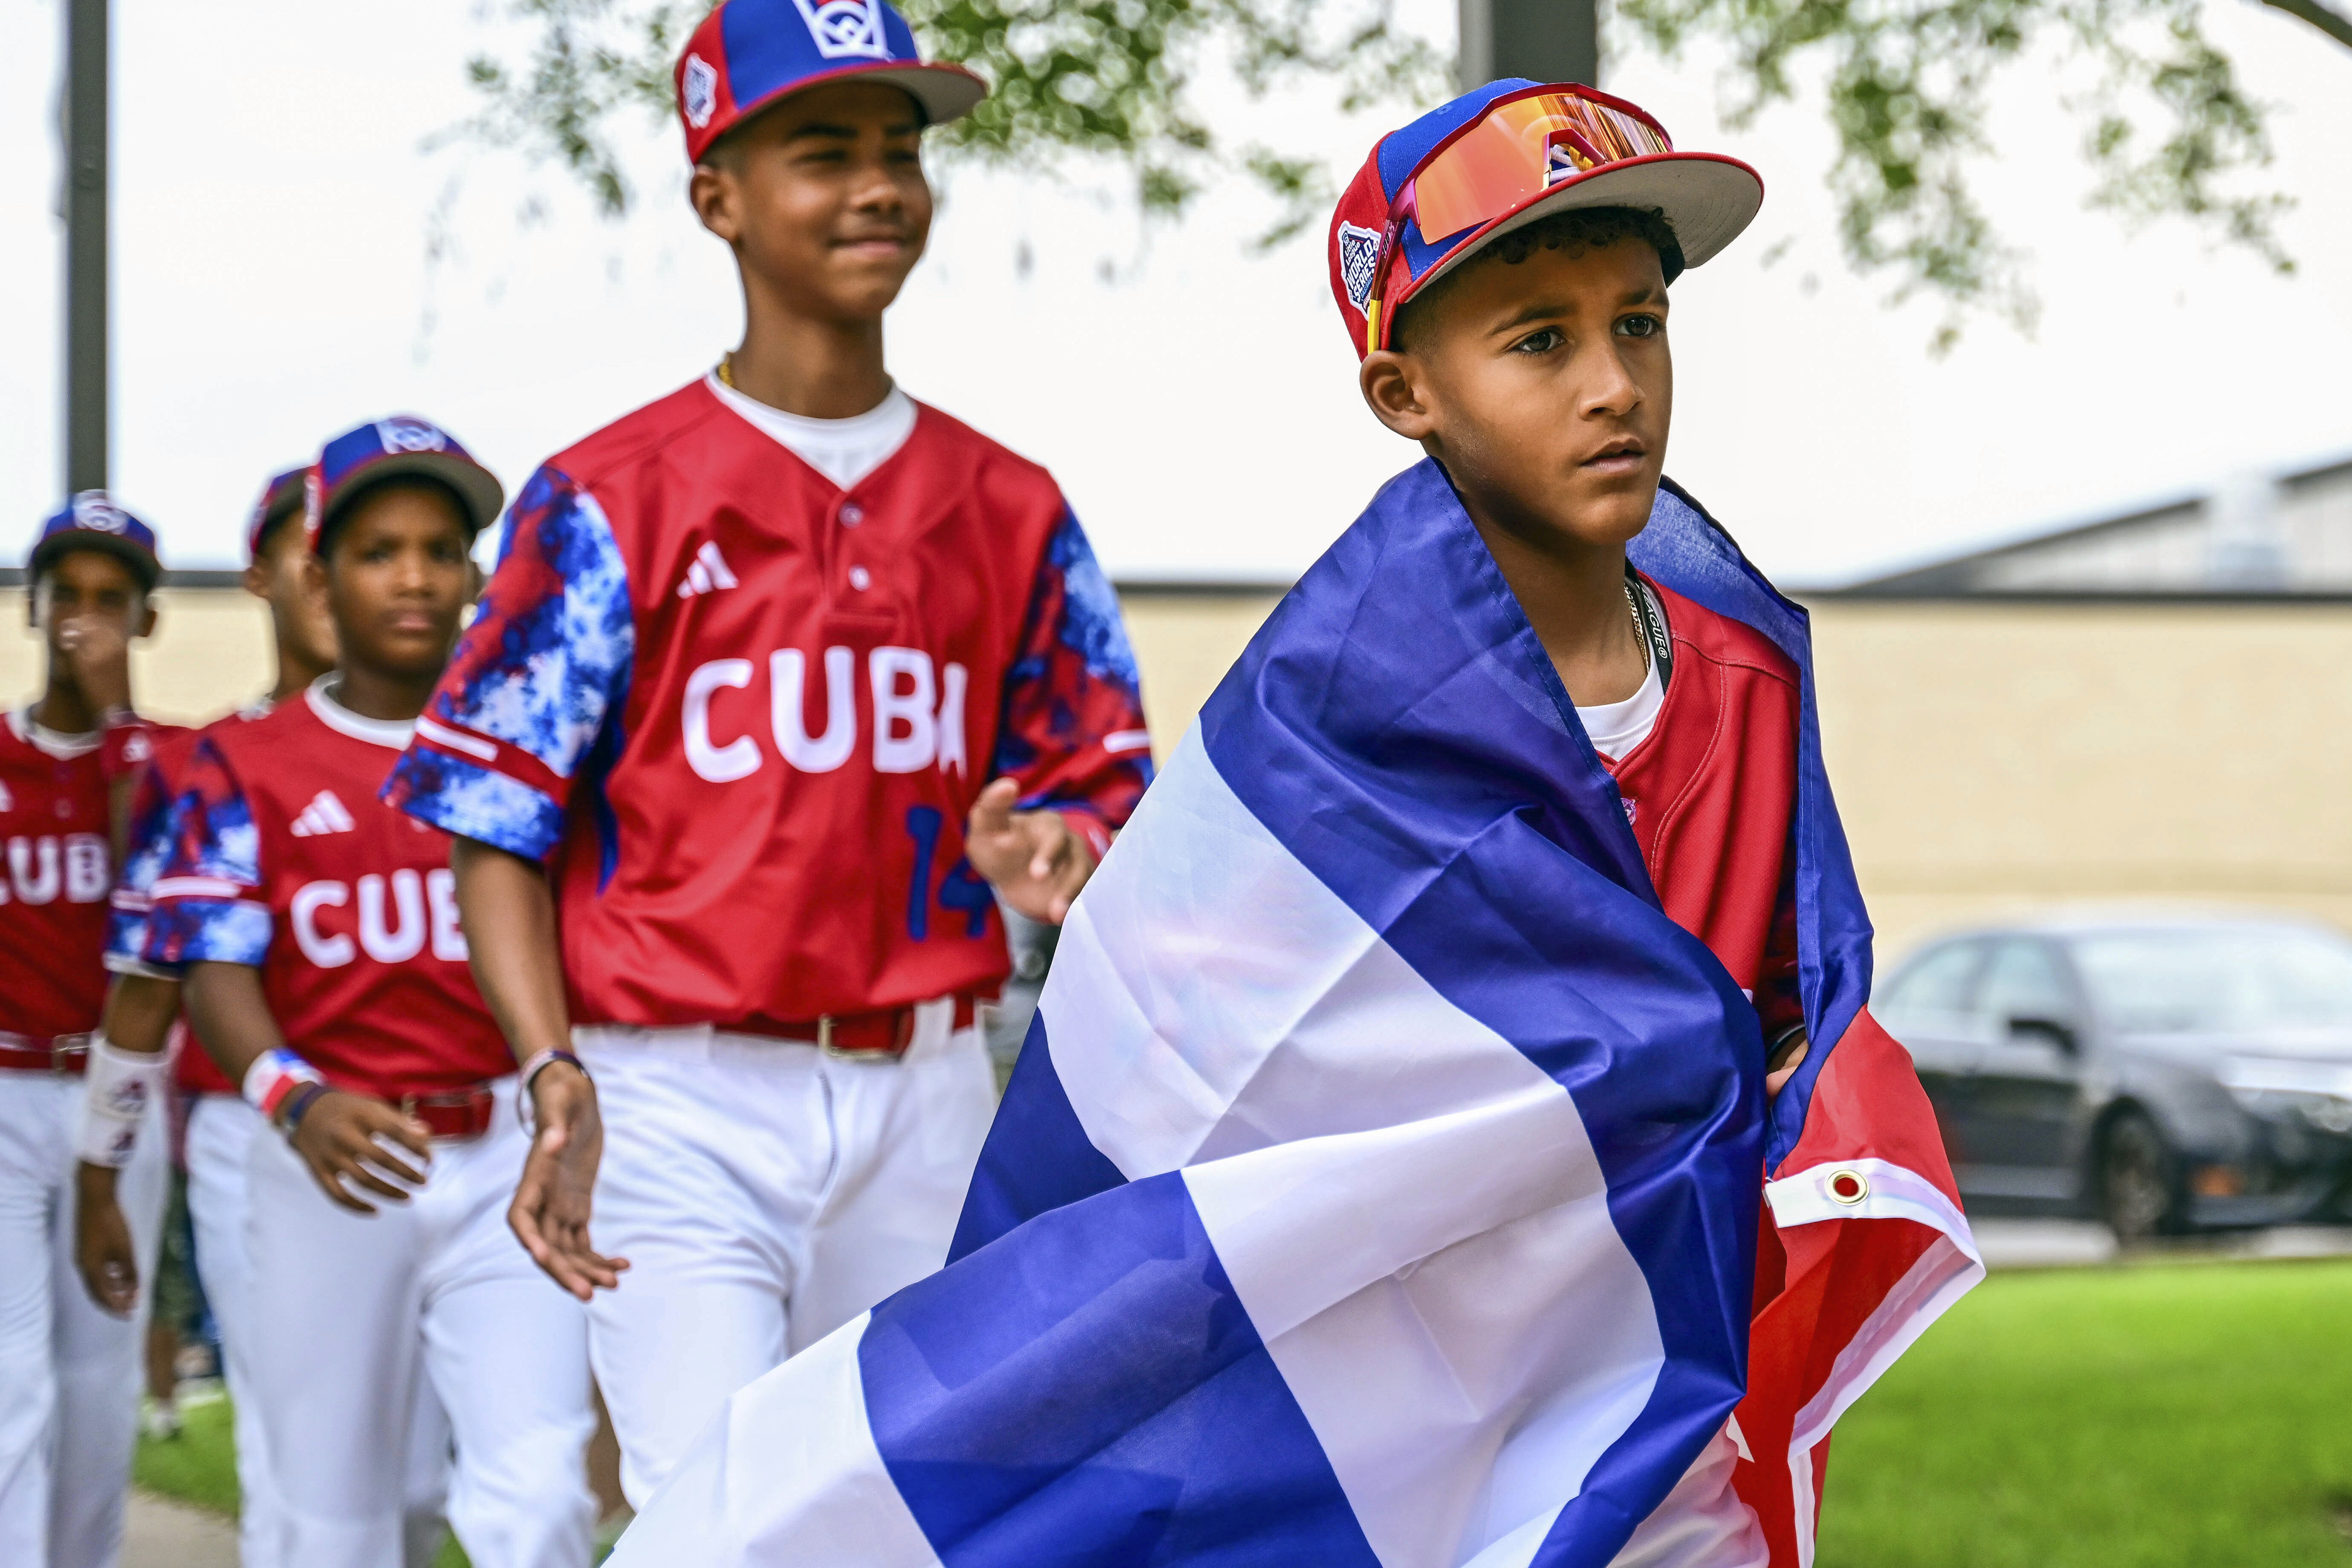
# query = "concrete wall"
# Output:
<box><xmin>16</xmin><ymin>586</ymin><xmax>2347</xmax><ymax>970</ymax></box>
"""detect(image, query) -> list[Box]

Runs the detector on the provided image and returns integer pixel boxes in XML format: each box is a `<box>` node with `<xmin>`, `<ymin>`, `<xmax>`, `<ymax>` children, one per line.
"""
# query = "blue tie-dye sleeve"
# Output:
<box><xmin>383</xmin><ymin>467</ymin><xmax>636</xmax><ymax>860</ymax></box>
<box><xmin>992</xmin><ymin>508</ymin><xmax>1155</xmax><ymax>846</ymax></box>
<box><xmin>145</xmin><ymin>738</ymin><xmax>274</xmax><ymax>968</ymax></box>
<box><xmin>105</xmin><ymin>757</ymin><xmax>185</xmax><ymax>978</ymax></box>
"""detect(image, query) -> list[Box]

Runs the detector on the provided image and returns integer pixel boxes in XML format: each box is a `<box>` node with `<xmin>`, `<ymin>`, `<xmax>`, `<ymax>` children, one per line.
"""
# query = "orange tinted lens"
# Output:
<box><xmin>1410</xmin><ymin>92</ymin><xmax>1673</xmax><ymax>243</ymax></box>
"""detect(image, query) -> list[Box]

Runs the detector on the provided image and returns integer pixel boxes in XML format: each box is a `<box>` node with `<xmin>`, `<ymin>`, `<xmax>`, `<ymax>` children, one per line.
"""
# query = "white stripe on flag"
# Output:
<box><xmin>604</xmin><ymin>1313</ymin><xmax>941</xmax><ymax>1568</ymax></box>
<box><xmin>1046</xmin><ymin>725</ymin><xmax>1667</xmax><ymax>1567</ymax></box>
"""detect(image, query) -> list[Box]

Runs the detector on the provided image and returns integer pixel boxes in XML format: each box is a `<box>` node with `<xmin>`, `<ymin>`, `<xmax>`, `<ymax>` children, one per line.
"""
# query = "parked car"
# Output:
<box><xmin>1873</xmin><ymin>914</ymin><xmax>2352</xmax><ymax>1240</ymax></box>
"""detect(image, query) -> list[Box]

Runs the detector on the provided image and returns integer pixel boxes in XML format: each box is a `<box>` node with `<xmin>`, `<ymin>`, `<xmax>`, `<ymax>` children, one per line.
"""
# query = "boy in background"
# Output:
<box><xmin>149</xmin><ymin>420</ymin><xmax>595</xmax><ymax>1568</ymax></box>
<box><xmin>0</xmin><ymin>495</ymin><xmax>165</xmax><ymax>1568</ymax></box>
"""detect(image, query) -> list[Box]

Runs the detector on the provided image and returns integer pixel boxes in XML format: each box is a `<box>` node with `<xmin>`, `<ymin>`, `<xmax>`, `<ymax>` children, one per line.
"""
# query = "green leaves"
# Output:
<box><xmin>453</xmin><ymin>0</ymin><xmax>1446</xmax><ymax>243</ymax></box>
<box><xmin>1614</xmin><ymin>0</ymin><xmax>2300</xmax><ymax>348</ymax></box>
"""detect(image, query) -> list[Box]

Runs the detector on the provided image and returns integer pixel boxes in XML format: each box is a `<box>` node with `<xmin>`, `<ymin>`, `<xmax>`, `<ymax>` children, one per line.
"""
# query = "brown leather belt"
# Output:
<box><xmin>397</xmin><ymin>1083</ymin><xmax>498</xmax><ymax>1141</ymax></box>
<box><xmin>0</xmin><ymin>1031</ymin><xmax>93</xmax><ymax>1076</ymax></box>
<box><xmin>730</xmin><ymin>996</ymin><xmax>982</xmax><ymax>1059</ymax></box>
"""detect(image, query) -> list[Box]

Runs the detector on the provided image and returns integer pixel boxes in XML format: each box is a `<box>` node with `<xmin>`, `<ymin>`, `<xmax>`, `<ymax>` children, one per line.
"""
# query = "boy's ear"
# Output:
<box><xmin>135</xmin><ymin>598</ymin><xmax>159</xmax><ymax>641</ymax></box>
<box><xmin>1359</xmin><ymin>349</ymin><xmax>1439</xmax><ymax>444</ymax></box>
<box><xmin>690</xmin><ymin>162</ymin><xmax>743</xmax><ymax>245</ymax></box>
<box><xmin>240</xmin><ymin>560</ymin><xmax>270</xmax><ymax>603</ymax></box>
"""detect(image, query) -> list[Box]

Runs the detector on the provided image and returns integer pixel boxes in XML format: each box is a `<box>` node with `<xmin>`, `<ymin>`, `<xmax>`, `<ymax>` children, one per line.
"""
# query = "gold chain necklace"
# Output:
<box><xmin>1623</xmin><ymin>580</ymin><xmax>1651</xmax><ymax>673</ymax></box>
<box><xmin>717</xmin><ymin>352</ymin><xmax>737</xmax><ymax>388</ymax></box>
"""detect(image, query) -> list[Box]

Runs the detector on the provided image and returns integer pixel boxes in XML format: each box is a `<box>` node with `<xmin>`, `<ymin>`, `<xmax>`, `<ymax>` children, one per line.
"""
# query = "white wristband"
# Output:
<box><xmin>75</xmin><ymin>1036</ymin><xmax>169</xmax><ymax>1168</ymax></box>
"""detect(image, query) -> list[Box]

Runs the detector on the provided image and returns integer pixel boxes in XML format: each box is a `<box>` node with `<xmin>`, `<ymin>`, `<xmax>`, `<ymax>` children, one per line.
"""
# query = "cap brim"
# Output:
<box><xmin>739</xmin><ymin>60</ymin><xmax>988</xmax><ymax>133</ymax></box>
<box><xmin>30</xmin><ymin>533</ymin><xmax>159</xmax><ymax>589</ymax></box>
<box><xmin>323</xmin><ymin>454</ymin><xmax>506</xmax><ymax>543</ymax></box>
<box><xmin>1413</xmin><ymin>151</ymin><xmax>1764</xmax><ymax>298</ymax></box>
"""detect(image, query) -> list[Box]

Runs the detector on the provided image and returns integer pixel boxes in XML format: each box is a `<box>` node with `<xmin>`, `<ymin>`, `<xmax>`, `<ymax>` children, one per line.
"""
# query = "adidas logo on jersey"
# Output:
<box><xmin>289</xmin><ymin>790</ymin><xmax>358</xmax><ymax>838</ymax></box>
<box><xmin>676</xmin><ymin>541</ymin><xmax>740</xmax><ymax>600</ymax></box>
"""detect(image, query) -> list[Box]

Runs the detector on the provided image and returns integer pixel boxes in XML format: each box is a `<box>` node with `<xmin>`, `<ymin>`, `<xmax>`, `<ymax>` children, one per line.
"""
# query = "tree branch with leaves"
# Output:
<box><xmin>458</xmin><ymin>0</ymin><xmax>2347</xmax><ymax>344</ymax></box>
<box><xmin>457</xmin><ymin>0</ymin><xmax>1448</xmax><ymax>248</ymax></box>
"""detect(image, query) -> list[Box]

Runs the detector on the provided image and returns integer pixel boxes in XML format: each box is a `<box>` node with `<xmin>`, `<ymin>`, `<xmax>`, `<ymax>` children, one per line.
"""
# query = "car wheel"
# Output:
<box><xmin>2098</xmin><ymin>1110</ymin><xmax>2182</xmax><ymax>1243</ymax></box>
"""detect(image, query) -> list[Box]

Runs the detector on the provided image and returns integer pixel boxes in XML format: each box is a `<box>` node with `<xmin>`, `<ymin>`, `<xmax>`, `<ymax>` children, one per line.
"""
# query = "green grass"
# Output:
<box><xmin>1820</xmin><ymin>1257</ymin><xmax>2352</xmax><ymax>1566</ymax></box>
<box><xmin>136</xmin><ymin>1260</ymin><xmax>2352</xmax><ymax>1567</ymax></box>
<box><xmin>130</xmin><ymin>1394</ymin><xmax>240</xmax><ymax>1516</ymax></box>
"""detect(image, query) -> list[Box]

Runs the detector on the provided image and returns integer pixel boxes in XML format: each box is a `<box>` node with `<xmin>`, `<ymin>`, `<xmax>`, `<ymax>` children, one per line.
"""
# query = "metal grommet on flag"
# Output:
<box><xmin>1826</xmin><ymin>1169</ymin><xmax>1869</xmax><ymax>1206</ymax></box>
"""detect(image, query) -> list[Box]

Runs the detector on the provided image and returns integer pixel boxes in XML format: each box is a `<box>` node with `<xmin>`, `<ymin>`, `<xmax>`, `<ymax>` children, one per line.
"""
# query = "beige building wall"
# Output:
<box><xmin>18</xmin><ymin>585</ymin><xmax>2346</xmax><ymax>974</ymax></box>
<box><xmin>1120</xmin><ymin>592</ymin><xmax>2352</xmax><ymax>967</ymax></box>
<box><xmin>1812</xmin><ymin>600</ymin><xmax>2352</xmax><ymax>963</ymax></box>
<box><xmin>1</xmin><ymin>587</ymin><xmax>277</xmax><ymax>727</ymax></box>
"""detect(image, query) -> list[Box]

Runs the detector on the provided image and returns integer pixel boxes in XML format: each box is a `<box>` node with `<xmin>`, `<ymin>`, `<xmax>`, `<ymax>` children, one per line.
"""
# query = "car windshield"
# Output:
<box><xmin>2071</xmin><ymin>927</ymin><xmax>2352</xmax><ymax>1035</ymax></box>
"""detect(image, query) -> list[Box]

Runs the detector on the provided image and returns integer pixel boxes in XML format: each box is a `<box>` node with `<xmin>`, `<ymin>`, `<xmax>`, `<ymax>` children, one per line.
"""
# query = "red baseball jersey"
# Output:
<box><xmin>1608</xmin><ymin>576</ymin><xmax>1805</xmax><ymax>1043</ymax></box>
<box><xmin>113</xmin><ymin>714</ymin><xmax>267</xmax><ymax>1095</ymax></box>
<box><xmin>384</xmin><ymin>381</ymin><xmax>1154</xmax><ymax>1034</ymax></box>
<box><xmin>145</xmin><ymin>684</ymin><xmax>510</xmax><ymax>1100</ymax></box>
<box><xmin>0</xmin><ymin>710</ymin><xmax>116</xmax><ymax>1040</ymax></box>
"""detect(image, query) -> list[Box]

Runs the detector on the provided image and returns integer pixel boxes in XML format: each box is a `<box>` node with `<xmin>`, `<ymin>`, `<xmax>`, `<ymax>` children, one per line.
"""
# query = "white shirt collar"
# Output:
<box><xmin>305</xmin><ymin>676</ymin><xmax>416</xmax><ymax>751</ymax></box>
<box><xmin>704</xmin><ymin>373</ymin><xmax>918</xmax><ymax>492</ymax></box>
<box><xmin>8</xmin><ymin>707</ymin><xmax>103</xmax><ymax>760</ymax></box>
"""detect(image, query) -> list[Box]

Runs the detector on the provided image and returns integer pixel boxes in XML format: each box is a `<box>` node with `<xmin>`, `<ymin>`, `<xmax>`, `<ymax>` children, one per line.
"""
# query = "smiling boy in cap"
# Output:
<box><xmin>383</xmin><ymin>0</ymin><xmax>1155</xmax><ymax>1510</ymax></box>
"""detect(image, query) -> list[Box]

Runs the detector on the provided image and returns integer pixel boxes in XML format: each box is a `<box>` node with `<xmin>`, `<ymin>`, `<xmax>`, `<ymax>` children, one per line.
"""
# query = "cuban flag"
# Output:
<box><xmin>609</xmin><ymin>464</ymin><xmax>1981</xmax><ymax>1567</ymax></box>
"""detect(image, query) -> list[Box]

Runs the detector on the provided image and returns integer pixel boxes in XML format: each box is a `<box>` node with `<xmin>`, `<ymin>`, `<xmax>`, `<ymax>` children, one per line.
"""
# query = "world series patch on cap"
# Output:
<box><xmin>1329</xmin><ymin>79</ymin><xmax>1765</xmax><ymax>358</ymax></box>
<box><xmin>304</xmin><ymin>416</ymin><xmax>506</xmax><ymax>553</ymax></box>
<box><xmin>30</xmin><ymin>491</ymin><xmax>162</xmax><ymax>589</ymax></box>
<box><xmin>674</xmin><ymin>0</ymin><xmax>987</xmax><ymax>166</ymax></box>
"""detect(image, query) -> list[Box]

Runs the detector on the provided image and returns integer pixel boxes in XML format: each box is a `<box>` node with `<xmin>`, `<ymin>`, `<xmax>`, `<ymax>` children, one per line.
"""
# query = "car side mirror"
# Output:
<box><xmin>2008</xmin><ymin>1015</ymin><xmax>2078</xmax><ymax>1054</ymax></box>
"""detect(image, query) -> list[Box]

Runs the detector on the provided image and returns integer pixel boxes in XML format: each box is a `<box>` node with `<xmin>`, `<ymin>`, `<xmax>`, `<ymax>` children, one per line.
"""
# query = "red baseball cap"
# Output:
<box><xmin>1329</xmin><ymin>80</ymin><xmax>1763</xmax><ymax>358</ymax></box>
<box><xmin>674</xmin><ymin>0</ymin><xmax>986</xmax><ymax>166</ymax></box>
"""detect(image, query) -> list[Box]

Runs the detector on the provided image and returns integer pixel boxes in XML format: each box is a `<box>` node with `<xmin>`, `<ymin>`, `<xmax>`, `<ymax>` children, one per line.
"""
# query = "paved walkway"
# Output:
<box><xmin>123</xmin><ymin>1490</ymin><xmax>237</xmax><ymax>1568</ymax></box>
<box><xmin>1971</xmin><ymin>1218</ymin><xmax>2352</xmax><ymax>1270</ymax></box>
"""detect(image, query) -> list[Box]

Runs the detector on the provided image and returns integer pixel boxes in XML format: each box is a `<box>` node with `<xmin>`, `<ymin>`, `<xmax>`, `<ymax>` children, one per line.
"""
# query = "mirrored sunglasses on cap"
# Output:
<box><xmin>1365</xmin><ymin>85</ymin><xmax>1681</xmax><ymax>352</ymax></box>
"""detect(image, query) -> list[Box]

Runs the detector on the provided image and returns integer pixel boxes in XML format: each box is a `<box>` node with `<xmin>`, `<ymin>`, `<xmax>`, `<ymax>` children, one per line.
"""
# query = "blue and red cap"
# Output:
<box><xmin>304</xmin><ymin>417</ymin><xmax>506</xmax><ymax>555</ymax></box>
<box><xmin>30</xmin><ymin>492</ymin><xmax>162</xmax><ymax>591</ymax></box>
<box><xmin>245</xmin><ymin>467</ymin><xmax>308</xmax><ymax>563</ymax></box>
<box><xmin>1329</xmin><ymin>79</ymin><xmax>1764</xmax><ymax>358</ymax></box>
<box><xmin>674</xmin><ymin>0</ymin><xmax>986</xmax><ymax>165</ymax></box>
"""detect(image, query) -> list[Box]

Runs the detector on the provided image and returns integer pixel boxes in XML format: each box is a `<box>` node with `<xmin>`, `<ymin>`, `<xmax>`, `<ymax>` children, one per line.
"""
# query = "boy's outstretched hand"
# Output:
<box><xmin>965</xmin><ymin>778</ymin><xmax>1098</xmax><ymax>925</ymax></box>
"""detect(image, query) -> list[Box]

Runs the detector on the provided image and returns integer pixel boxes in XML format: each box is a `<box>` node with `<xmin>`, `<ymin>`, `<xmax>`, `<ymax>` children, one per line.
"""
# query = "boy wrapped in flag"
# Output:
<box><xmin>611</xmin><ymin>79</ymin><xmax>1981</xmax><ymax>1568</ymax></box>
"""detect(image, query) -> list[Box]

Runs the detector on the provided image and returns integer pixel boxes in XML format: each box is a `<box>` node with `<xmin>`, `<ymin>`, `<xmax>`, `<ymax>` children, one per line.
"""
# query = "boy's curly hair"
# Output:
<box><xmin>1391</xmin><ymin>205</ymin><xmax>1682</xmax><ymax>352</ymax></box>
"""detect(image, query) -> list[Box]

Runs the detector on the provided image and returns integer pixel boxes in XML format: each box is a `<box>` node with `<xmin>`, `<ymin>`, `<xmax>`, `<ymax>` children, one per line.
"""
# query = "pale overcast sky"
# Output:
<box><xmin>3</xmin><ymin>0</ymin><xmax>2347</xmax><ymax>585</ymax></box>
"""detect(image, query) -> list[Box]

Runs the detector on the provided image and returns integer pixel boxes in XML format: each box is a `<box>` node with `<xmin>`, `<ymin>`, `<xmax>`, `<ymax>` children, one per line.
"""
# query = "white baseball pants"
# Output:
<box><xmin>187</xmin><ymin>1093</ymin><xmax>456</xmax><ymax>1568</ymax></box>
<box><xmin>576</xmin><ymin>1002</ymin><xmax>997</xmax><ymax>1507</ymax></box>
<box><xmin>0</xmin><ymin>1071</ymin><xmax>167</xmax><ymax>1568</ymax></box>
<box><xmin>241</xmin><ymin>1076</ymin><xmax>595</xmax><ymax>1568</ymax></box>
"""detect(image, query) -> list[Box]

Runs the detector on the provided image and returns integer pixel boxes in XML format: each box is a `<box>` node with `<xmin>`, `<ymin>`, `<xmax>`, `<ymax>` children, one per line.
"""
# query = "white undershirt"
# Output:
<box><xmin>1577</xmin><ymin>653</ymin><xmax>1664</xmax><ymax>763</ymax></box>
<box><xmin>705</xmin><ymin>373</ymin><xmax>918</xmax><ymax>491</ymax></box>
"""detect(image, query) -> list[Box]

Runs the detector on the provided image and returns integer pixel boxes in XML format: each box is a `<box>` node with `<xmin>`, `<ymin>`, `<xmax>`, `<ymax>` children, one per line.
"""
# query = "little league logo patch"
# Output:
<box><xmin>376</xmin><ymin>417</ymin><xmax>448</xmax><ymax>456</ymax></box>
<box><xmin>1337</xmin><ymin>221</ymin><xmax>1383</xmax><ymax>315</ymax></box>
<box><xmin>71</xmin><ymin>491</ymin><xmax>130</xmax><ymax>535</ymax></box>
<box><xmin>682</xmin><ymin>54</ymin><xmax>718</xmax><ymax>128</ymax></box>
<box><xmin>792</xmin><ymin>0</ymin><xmax>891</xmax><ymax>60</ymax></box>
